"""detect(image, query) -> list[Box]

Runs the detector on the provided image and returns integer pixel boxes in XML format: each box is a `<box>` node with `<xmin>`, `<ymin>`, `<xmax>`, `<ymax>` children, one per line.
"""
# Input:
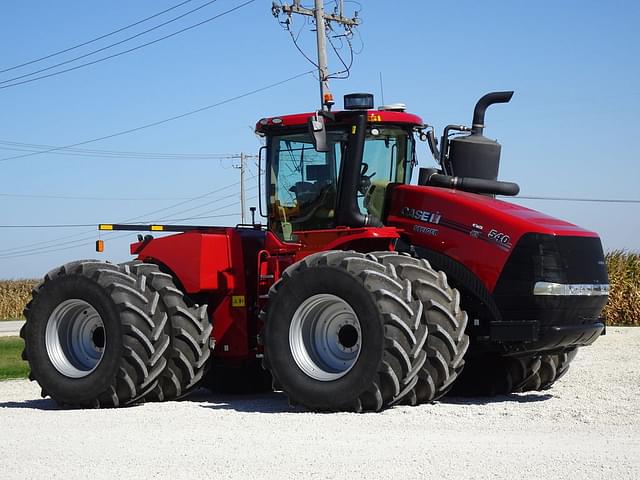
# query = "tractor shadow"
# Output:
<box><xmin>0</xmin><ymin>390</ymin><xmax>553</xmax><ymax>412</ymax></box>
<box><xmin>0</xmin><ymin>389</ymin><xmax>297</xmax><ymax>413</ymax></box>
<box><xmin>191</xmin><ymin>389</ymin><xmax>305</xmax><ymax>414</ymax></box>
<box><xmin>441</xmin><ymin>392</ymin><xmax>554</xmax><ymax>406</ymax></box>
<box><xmin>0</xmin><ymin>398</ymin><xmax>60</xmax><ymax>410</ymax></box>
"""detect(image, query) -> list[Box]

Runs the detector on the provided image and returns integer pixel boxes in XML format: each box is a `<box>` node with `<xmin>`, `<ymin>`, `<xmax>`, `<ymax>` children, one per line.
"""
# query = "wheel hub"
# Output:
<box><xmin>45</xmin><ymin>299</ymin><xmax>106</xmax><ymax>378</ymax></box>
<box><xmin>289</xmin><ymin>293</ymin><xmax>361</xmax><ymax>381</ymax></box>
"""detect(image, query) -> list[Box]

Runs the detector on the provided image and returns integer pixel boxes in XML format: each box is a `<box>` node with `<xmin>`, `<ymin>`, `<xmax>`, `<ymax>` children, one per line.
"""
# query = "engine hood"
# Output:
<box><xmin>389</xmin><ymin>184</ymin><xmax>596</xmax><ymax>238</ymax></box>
<box><xmin>387</xmin><ymin>184</ymin><xmax>600</xmax><ymax>291</ymax></box>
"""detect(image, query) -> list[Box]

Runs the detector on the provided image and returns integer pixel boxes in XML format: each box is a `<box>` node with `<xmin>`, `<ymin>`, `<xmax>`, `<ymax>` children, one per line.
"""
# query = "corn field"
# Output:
<box><xmin>0</xmin><ymin>252</ymin><xmax>638</xmax><ymax>325</ymax></box>
<box><xmin>0</xmin><ymin>280</ymin><xmax>37</xmax><ymax>321</ymax></box>
<box><xmin>602</xmin><ymin>251</ymin><xmax>640</xmax><ymax>326</ymax></box>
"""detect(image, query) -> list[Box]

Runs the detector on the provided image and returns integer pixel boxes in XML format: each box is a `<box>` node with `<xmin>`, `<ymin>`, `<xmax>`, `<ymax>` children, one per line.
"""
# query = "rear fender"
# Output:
<box><xmin>135</xmin><ymin>231</ymin><xmax>234</xmax><ymax>294</ymax></box>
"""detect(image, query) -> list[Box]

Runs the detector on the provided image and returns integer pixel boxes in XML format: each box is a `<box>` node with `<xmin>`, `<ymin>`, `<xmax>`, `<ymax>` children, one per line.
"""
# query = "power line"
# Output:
<box><xmin>515</xmin><ymin>195</ymin><xmax>640</xmax><ymax>204</ymax></box>
<box><xmin>0</xmin><ymin>197</ymin><xmax>244</xmax><ymax>257</ymax></box>
<box><xmin>0</xmin><ymin>140</ymin><xmax>241</xmax><ymax>160</ymax></box>
<box><xmin>0</xmin><ymin>232</ymin><xmax>135</xmax><ymax>260</ymax></box>
<box><xmin>0</xmin><ymin>0</ymin><xmax>254</xmax><ymax>90</ymax></box>
<box><xmin>162</xmin><ymin>204</ymin><xmax>241</xmax><ymax>222</ymax></box>
<box><xmin>0</xmin><ymin>70</ymin><xmax>313</xmax><ymax>164</ymax></box>
<box><xmin>0</xmin><ymin>192</ymin><xmax>195</xmax><ymax>201</ymax></box>
<box><xmin>0</xmin><ymin>182</ymin><xmax>242</xmax><ymax>255</ymax></box>
<box><xmin>327</xmin><ymin>32</ymin><xmax>354</xmax><ymax>79</ymax></box>
<box><xmin>0</xmin><ymin>183</ymin><xmax>245</xmax><ymax>229</ymax></box>
<box><xmin>0</xmin><ymin>0</ymin><xmax>194</xmax><ymax>74</ymax></box>
<box><xmin>0</xmin><ymin>223</ymin><xmax>99</xmax><ymax>229</ymax></box>
<box><xmin>0</xmin><ymin>212</ymin><xmax>240</xmax><ymax>260</ymax></box>
<box><xmin>0</xmin><ymin>231</ymin><xmax>121</xmax><ymax>258</ymax></box>
<box><xmin>0</xmin><ymin>0</ymin><xmax>220</xmax><ymax>86</ymax></box>
<box><xmin>120</xmin><ymin>182</ymin><xmax>241</xmax><ymax>223</ymax></box>
<box><xmin>163</xmin><ymin>196</ymin><xmax>257</xmax><ymax>222</ymax></box>
<box><xmin>0</xmin><ymin>198</ymin><xmax>245</xmax><ymax>259</ymax></box>
<box><xmin>0</xmin><ymin>185</ymin><xmax>256</xmax><ymax>259</ymax></box>
<box><xmin>155</xmin><ymin>185</ymin><xmax>256</xmax><ymax>221</ymax></box>
<box><xmin>0</xmin><ymin>172</ymin><xmax>249</xmax><ymax>201</ymax></box>
<box><xmin>0</xmin><ymin>158</ymin><xmax>259</xmax><ymax>257</ymax></box>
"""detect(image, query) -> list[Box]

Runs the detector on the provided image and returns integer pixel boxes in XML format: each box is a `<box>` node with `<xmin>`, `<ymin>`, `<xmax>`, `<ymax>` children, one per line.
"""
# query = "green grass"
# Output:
<box><xmin>0</xmin><ymin>336</ymin><xmax>29</xmax><ymax>380</ymax></box>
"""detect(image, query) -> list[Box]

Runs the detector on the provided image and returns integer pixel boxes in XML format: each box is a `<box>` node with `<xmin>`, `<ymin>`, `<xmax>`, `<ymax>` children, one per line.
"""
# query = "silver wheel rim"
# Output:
<box><xmin>289</xmin><ymin>293</ymin><xmax>362</xmax><ymax>381</ymax></box>
<box><xmin>45</xmin><ymin>299</ymin><xmax>106</xmax><ymax>378</ymax></box>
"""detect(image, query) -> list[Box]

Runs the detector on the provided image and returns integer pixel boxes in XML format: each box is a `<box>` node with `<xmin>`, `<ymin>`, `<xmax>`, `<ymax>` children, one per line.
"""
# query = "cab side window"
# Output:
<box><xmin>269</xmin><ymin>132</ymin><xmax>344</xmax><ymax>240</ymax></box>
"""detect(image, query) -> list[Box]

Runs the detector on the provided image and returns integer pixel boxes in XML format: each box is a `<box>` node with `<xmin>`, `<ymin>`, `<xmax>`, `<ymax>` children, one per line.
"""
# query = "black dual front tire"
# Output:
<box><xmin>21</xmin><ymin>261</ymin><xmax>170</xmax><ymax>408</ymax></box>
<box><xmin>450</xmin><ymin>354</ymin><xmax>542</xmax><ymax>396</ymax></box>
<box><xmin>374</xmin><ymin>253</ymin><xmax>469</xmax><ymax>404</ymax></box>
<box><xmin>452</xmin><ymin>348</ymin><xmax>579</xmax><ymax>396</ymax></box>
<box><xmin>519</xmin><ymin>348</ymin><xmax>578</xmax><ymax>392</ymax></box>
<box><xmin>262</xmin><ymin>250</ymin><xmax>468</xmax><ymax>412</ymax></box>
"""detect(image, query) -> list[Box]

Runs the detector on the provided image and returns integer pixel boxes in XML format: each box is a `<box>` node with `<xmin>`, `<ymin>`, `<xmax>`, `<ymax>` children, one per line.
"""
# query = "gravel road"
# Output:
<box><xmin>0</xmin><ymin>320</ymin><xmax>24</xmax><ymax>337</ymax></box>
<box><xmin>1</xmin><ymin>327</ymin><xmax>638</xmax><ymax>480</ymax></box>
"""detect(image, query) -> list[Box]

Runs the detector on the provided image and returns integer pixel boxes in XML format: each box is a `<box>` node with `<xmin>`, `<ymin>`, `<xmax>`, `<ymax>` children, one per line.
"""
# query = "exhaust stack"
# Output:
<box><xmin>472</xmin><ymin>91</ymin><xmax>514</xmax><ymax>135</ymax></box>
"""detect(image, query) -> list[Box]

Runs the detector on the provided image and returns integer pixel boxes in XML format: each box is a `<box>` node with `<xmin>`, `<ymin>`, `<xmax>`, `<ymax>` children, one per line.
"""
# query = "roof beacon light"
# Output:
<box><xmin>323</xmin><ymin>92</ymin><xmax>335</xmax><ymax>107</ymax></box>
<box><xmin>344</xmin><ymin>93</ymin><xmax>374</xmax><ymax>111</ymax></box>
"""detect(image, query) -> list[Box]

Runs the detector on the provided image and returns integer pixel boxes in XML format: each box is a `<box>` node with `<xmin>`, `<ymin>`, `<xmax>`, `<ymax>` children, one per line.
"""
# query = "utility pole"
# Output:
<box><xmin>232</xmin><ymin>152</ymin><xmax>261</xmax><ymax>224</ymax></box>
<box><xmin>239</xmin><ymin>152</ymin><xmax>246</xmax><ymax>224</ymax></box>
<box><xmin>233</xmin><ymin>152</ymin><xmax>250</xmax><ymax>224</ymax></box>
<box><xmin>279</xmin><ymin>0</ymin><xmax>359</xmax><ymax>111</ymax></box>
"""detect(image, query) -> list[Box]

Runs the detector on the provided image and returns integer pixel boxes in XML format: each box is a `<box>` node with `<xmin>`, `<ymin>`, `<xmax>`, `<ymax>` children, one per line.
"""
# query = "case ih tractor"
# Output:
<box><xmin>20</xmin><ymin>92</ymin><xmax>609</xmax><ymax>411</ymax></box>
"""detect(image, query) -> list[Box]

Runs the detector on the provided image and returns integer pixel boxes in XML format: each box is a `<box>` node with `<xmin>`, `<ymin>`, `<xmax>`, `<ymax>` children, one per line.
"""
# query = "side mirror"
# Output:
<box><xmin>426</xmin><ymin>129</ymin><xmax>440</xmax><ymax>161</ymax></box>
<box><xmin>308</xmin><ymin>112</ymin><xmax>330</xmax><ymax>152</ymax></box>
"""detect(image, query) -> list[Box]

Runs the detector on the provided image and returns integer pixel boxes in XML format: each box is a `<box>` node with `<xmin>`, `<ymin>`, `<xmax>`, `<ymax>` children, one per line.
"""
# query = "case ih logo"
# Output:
<box><xmin>400</xmin><ymin>207</ymin><xmax>442</xmax><ymax>225</ymax></box>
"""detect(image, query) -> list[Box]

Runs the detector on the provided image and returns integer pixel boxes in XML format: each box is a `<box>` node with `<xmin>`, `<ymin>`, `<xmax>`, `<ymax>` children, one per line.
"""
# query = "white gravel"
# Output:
<box><xmin>1</xmin><ymin>327</ymin><xmax>639</xmax><ymax>480</ymax></box>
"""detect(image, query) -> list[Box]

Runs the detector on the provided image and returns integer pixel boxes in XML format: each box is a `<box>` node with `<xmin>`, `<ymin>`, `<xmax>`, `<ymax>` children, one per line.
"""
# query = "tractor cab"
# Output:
<box><xmin>255</xmin><ymin>94</ymin><xmax>424</xmax><ymax>241</ymax></box>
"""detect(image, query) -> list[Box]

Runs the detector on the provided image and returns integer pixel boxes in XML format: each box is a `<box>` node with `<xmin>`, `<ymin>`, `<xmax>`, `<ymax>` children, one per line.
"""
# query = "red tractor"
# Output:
<box><xmin>20</xmin><ymin>92</ymin><xmax>609</xmax><ymax>411</ymax></box>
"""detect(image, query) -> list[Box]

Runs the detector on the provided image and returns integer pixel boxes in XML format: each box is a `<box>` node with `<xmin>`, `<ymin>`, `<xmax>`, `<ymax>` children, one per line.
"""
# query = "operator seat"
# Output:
<box><xmin>289</xmin><ymin>164</ymin><xmax>336</xmax><ymax>227</ymax></box>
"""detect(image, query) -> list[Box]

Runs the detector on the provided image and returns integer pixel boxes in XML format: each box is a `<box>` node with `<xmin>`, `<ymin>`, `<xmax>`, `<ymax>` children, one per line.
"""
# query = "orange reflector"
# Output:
<box><xmin>323</xmin><ymin>93</ymin><xmax>334</xmax><ymax>104</ymax></box>
<box><xmin>96</xmin><ymin>240</ymin><xmax>104</xmax><ymax>253</ymax></box>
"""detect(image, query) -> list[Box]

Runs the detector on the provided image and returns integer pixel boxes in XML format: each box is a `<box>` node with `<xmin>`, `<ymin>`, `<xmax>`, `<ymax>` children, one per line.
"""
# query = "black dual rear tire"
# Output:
<box><xmin>21</xmin><ymin>261</ymin><xmax>170</xmax><ymax>408</ymax></box>
<box><xmin>124</xmin><ymin>261</ymin><xmax>212</xmax><ymax>401</ymax></box>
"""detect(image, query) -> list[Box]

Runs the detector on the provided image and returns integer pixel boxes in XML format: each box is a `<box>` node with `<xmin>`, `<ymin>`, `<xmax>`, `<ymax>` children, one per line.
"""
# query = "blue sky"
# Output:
<box><xmin>0</xmin><ymin>0</ymin><xmax>638</xmax><ymax>278</ymax></box>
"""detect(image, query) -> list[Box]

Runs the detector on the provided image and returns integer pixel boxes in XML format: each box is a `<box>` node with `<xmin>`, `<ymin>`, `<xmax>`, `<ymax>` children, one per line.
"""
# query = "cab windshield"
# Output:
<box><xmin>268</xmin><ymin>125</ymin><xmax>415</xmax><ymax>240</ymax></box>
<box><xmin>359</xmin><ymin>126</ymin><xmax>415</xmax><ymax>219</ymax></box>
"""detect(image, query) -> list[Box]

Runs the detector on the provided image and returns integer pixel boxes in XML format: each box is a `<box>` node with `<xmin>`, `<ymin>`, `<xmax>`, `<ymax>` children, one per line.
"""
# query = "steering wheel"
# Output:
<box><xmin>358</xmin><ymin>162</ymin><xmax>376</xmax><ymax>195</ymax></box>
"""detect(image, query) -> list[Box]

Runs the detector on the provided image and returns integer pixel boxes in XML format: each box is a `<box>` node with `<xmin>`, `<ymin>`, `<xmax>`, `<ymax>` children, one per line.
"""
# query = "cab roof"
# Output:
<box><xmin>255</xmin><ymin>109</ymin><xmax>424</xmax><ymax>134</ymax></box>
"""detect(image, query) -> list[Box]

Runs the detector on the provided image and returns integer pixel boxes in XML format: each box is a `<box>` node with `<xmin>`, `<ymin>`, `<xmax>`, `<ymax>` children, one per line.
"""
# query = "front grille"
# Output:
<box><xmin>493</xmin><ymin>234</ymin><xmax>609</xmax><ymax>326</ymax></box>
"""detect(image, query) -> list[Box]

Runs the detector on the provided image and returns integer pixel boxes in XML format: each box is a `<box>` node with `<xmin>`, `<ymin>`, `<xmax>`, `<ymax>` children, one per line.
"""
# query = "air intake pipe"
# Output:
<box><xmin>418</xmin><ymin>168</ymin><xmax>520</xmax><ymax>196</ymax></box>
<box><xmin>446</xmin><ymin>91</ymin><xmax>514</xmax><ymax>182</ymax></box>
